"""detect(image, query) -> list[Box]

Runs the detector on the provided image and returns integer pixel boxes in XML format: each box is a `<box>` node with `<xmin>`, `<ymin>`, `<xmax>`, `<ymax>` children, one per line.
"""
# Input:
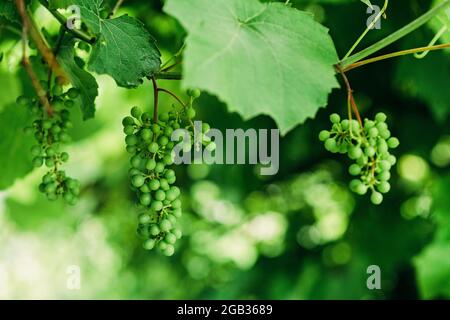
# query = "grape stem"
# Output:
<box><xmin>151</xmin><ymin>77</ymin><xmax>159</xmax><ymax>123</ymax></box>
<box><xmin>158</xmin><ymin>88</ymin><xmax>187</xmax><ymax>108</ymax></box>
<box><xmin>47</xmin><ymin>28</ymin><xmax>66</xmax><ymax>97</ymax></box>
<box><xmin>15</xmin><ymin>0</ymin><xmax>53</xmax><ymax>117</ymax></box>
<box><xmin>335</xmin><ymin>65</ymin><xmax>363</xmax><ymax>128</ymax></box>
<box><xmin>110</xmin><ymin>0</ymin><xmax>126</xmax><ymax>17</ymax></box>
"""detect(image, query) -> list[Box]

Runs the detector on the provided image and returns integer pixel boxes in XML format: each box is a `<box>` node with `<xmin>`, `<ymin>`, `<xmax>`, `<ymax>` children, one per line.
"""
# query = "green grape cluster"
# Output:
<box><xmin>18</xmin><ymin>83</ymin><xmax>80</xmax><ymax>205</ymax></box>
<box><xmin>123</xmin><ymin>89</ymin><xmax>211</xmax><ymax>256</ymax></box>
<box><xmin>319</xmin><ymin>112</ymin><xmax>400</xmax><ymax>205</ymax></box>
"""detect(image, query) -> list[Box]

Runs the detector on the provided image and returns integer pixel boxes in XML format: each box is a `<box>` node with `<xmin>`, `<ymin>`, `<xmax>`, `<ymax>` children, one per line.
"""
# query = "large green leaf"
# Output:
<box><xmin>57</xmin><ymin>38</ymin><xmax>98</xmax><ymax>120</ymax></box>
<box><xmin>49</xmin><ymin>0</ymin><xmax>161</xmax><ymax>87</ymax></box>
<box><xmin>0</xmin><ymin>103</ymin><xmax>34</xmax><ymax>190</ymax></box>
<box><xmin>164</xmin><ymin>0</ymin><xmax>339</xmax><ymax>134</ymax></box>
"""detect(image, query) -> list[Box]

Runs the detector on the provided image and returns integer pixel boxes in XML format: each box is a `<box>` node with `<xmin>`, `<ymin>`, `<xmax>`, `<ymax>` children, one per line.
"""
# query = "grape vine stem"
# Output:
<box><xmin>335</xmin><ymin>65</ymin><xmax>363</xmax><ymax>128</ymax></box>
<box><xmin>15</xmin><ymin>0</ymin><xmax>53</xmax><ymax>116</ymax></box>
<box><xmin>151</xmin><ymin>77</ymin><xmax>159</xmax><ymax>123</ymax></box>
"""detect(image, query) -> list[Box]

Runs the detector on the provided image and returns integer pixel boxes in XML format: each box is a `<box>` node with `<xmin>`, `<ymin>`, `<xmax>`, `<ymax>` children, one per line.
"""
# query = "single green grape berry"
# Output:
<box><xmin>324</xmin><ymin>138</ymin><xmax>338</xmax><ymax>153</ymax></box>
<box><xmin>167</xmin><ymin>214</ymin><xmax>177</xmax><ymax>225</ymax></box>
<box><xmin>349</xmin><ymin>164</ymin><xmax>362</xmax><ymax>176</ymax></box>
<box><xmin>356</xmin><ymin>155</ymin><xmax>368</xmax><ymax>166</ymax></box>
<box><xmin>172</xmin><ymin>208</ymin><xmax>182</xmax><ymax>218</ymax></box>
<box><xmin>165</xmin><ymin>233</ymin><xmax>177</xmax><ymax>245</ymax></box>
<box><xmin>171</xmin><ymin>199</ymin><xmax>181</xmax><ymax>209</ymax></box>
<box><xmin>159</xmin><ymin>112</ymin><xmax>170</xmax><ymax>122</ymax></box>
<box><xmin>60</xmin><ymin>152</ymin><xmax>69</xmax><ymax>162</ymax></box>
<box><xmin>163</xmin><ymin>155</ymin><xmax>174</xmax><ymax>166</ymax></box>
<box><xmin>122</xmin><ymin>116</ymin><xmax>135</xmax><ymax>126</ymax></box>
<box><xmin>126</xmin><ymin>146</ymin><xmax>137</xmax><ymax>154</ymax></box>
<box><xmin>140</xmin><ymin>193</ymin><xmax>152</xmax><ymax>206</ymax></box>
<box><xmin>364</xmin><ymin>120</ymin><xmax>375</xmax><ymax>130</ymax></box>
<box><xmin>151</xmin><ymin>200</ymin><xmax>163</xmax><ymax>211</ymax></box>
<box><xmin>141</xmin><ymin>112</ymin><xmax>152</xmax><ymax>123</ymax></box>
<box><xmin>67</xmin><ymin>88</ymin><xmax>80</xmax><ymax>99</ymax></box>
<box><xmin>368</xmin><ymin>127</ymin><xmax>379</xmax><ymax>138</ymax></box>
<box><xmin>349</xmin><ymin>146</ymin><xmax>363</xmax><ymax>160</ymax></box>
<box><xmin>376</xmin><ymin>123</ymin><xmax>388</xmax><ymax>134</ymax></box>
<box><xmin>164</xmin><ymin>126</ymin><xmax>174</xmax><ymax>137</ymax></box>
<box><xmin>377</xmin><ymin>181</ymin><xmax>391</xmax><ymax>193</ymax></box>
<box><xmin>125</xmin><ymin>134</ymin><xmax>138</xmax><ymax>146</ymax></box>
<box><xmin>330</xmin><ymin>113</ymin><xmax>340</xmax><ymax>124</ymax></box>
<box><xmin>375</xmin><ymin>112</ymin><xmax>387</xmax><ymax>123</ymax></box>
<box><xmin>158</xmin><ymin>136</ymin><xmax>169</xmax><ymax>146</ymax></box>
<box><xmin>141</xmin><ymin>129</ymin><xmax>152</xmax><ymax>141</ymax></box>
<box><xmin>123</xmin><ymin>125</ymin><xmax>135</xmax><ymax>135</ymax></box>
<box><xmin>16</xmin><ymin>95</ymin><xmax>30</xmax><ymax>107</ymax></box>
<box><xmin>143</xmin><ymin>159</ymin><xmax>155</xmax><ymax>171</ymax></box>
<box><xmin>130</xmin><ymin>155</ymin><xmax>142</xmax><ymax>169</ymax></box>
<box><xmin>378</xmin><ymin>171</ymin><xmax>391</xmax><ymax>181</ymax></box>
<box><xmin>143</xmin><ymin>239</ymin><xmax>156</xmax><ymax>250</ymax></box>
<box><xmin>152</xmin><ymin>124</ymin><xmax>161</xmax><ymax>134</ymax></box>
<box><xmin>355</xmin><ymin>183</ymin><xmax>368</xmax><ymax>195</ymax></box>
<box><xmin>349</xmin><ymin>179</ymin><xmax>362</xmax><ymax>193</ymax></box>
<box><xmin>340</xmin><ymin>119</ymin><xmax>349</xmax><ymax>130</ymax></box>
<box><xmin>31</xmin><ymin>145</ymin><xmax>41</xmax><ymax>157</ymax></box>
<box><xmin>380</xmin><ymin>129</ymin><xmax>391</xmax><ymax>140</ymax></box>
<box><xmin>319</xmin><ymin>130</ymin><xmax>330</xmax><ymax>141</ymax></box>
<box><xmin>186</xmin><ymin>108</ymin><xmax>196</xmax><ymax>119</ymax></box>
<box><xmin>149</xmin><ymin>225</ymin><xmax>160</xmax><ymax>236</ymax></box>
<box><xmin>43</xmin><ymin>120</ymin><xmax>52</xmax><ymax>130</ymax></box>
<box><xmin>165</xmin><ymin>169</ymin><xmax>175</xmax><ymax>178</ymax></box>
<box><xmin>53</xmin><ymin>84</ymin><xmax>63</xmax><ymax>96</ymax></box>
<box><xmin>139</xmin><ymin>213</ymin><xmax>151</xmax><ymax>224</ymax></box>
<box><xmin>371</xmin><ymin>191</ymin><xmax>383</xmax><ymax>205</ymax></box>
<box><xmin>148</xmin><ymin>179</ymin><xmax>160</xmax><ymax>191</ymax></box>
<box><xmin>172</xmin><ymin>228</ymin><xmax>182</xmax><ymax>239</ymax></box>
<box><xmin>148</xmin><ymin>142</ymin><xmax>159</xmax><ymax>153</ymax></box>
<box><xmin>154</xmin><ymin>190</ymin><xmax>166</xmax><ymax>201</ymax></box>
<box><xmin>202</xmin><ymin>123</ymin><xmax>210</xmax><ymax>133</ymax></box>
<box><xmin>46</xmin><ymin>147</ymin><xmax>56</xmax><ymax>157</ymax></box>
<box><xmin>132</xmin><ymin>175</ymin><xmax>145</xmax><ymax>188</ymax></box>
<box><xmin>45</xmin><ymin>158</ymin><xmax>55</xmax><ymax>167</ymax></box>
<box><xmin>140</xmin><ymin>184</ymin><xmax>151</xmax><ymax>193</ymax></box>
<box><xmin>163</xmin><ymin>245</ymin><xmax>175</xmax><ymax>257</ymax></box>
<box><xmin>379</xmin><ymin>160</ymin><xmax>391</xmax><ymax>171</ymax></box>
<box><xmin>155</xmin><ymin>162</ymin><xmax>165</xmax><ymax>173</ymax></box>
<box><xmin>131</xmin><ymin>106</ymin><xmax>142</xmax><ymax>119</ymax></box>
<box><xmin>158</xmin><ymin>241</ymin><xmax>168</xmax><ymax>251</ymax></box>
<box><xmin>160</xmin><ymin>179</ymin><xmax>170</xmax><ymax>191</ymax></box>
<box><xmin>159</xmin><ymin>219</ymin><xmax>172</xmax><ymax>232</ymax></box>
<box><xmin>388</xmin><ymin>155</ymin><xmax>397</xmax><ymax>165</ymax></box>
<box><xmin>387</xmin><ymin>137</ymin><xmax>400</xmax><ymax>149</ymax></box>
<box><xmin>187</xmin><ymin>89</ymin><xmax>201</xmax><ymax>98</ymax></box>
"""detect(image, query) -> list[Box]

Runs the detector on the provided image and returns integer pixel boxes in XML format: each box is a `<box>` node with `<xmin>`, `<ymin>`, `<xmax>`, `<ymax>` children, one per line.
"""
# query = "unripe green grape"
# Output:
<box><xmin>186</xmin><ymin>107</ymin><xmax>196</xmax><ymax>119</ymax></box>
<box><xmin>148</xmin><ymin>179</ymin><xmax>160</xmax><ymax>191</ymax></box>
<box><xmin>388</xmin><ymin>155</ymin><xmax>397</xmax><ymax>165</ymax></box>
<box><xmin>125</xmin><ymin>134</ymin><xmax>138</xmax><ymax>146</ymax></box>
<box><xmin>122</xmin><ymin>116</ymin><xmax>135</xmax><ymax>126</ymax></box>
<box><xmin>152</xmin><ymin>124</ymin><xmax>161</xmax><ymax>134</ymax></box>
<box><xmin>141</xmin><ymin>129</ymin><xmax>152</xmax><ymax>141</ymax></box>
<box><xmin>159</xmin><ymin>112</ymin><xmax>170</xmax><ymax>122</ymax></box>
<box><xmin>141</xmin><ymin>112</ymin><xmax>152</xmax><ymax>122</ymax></box>
<box><xmin>324</xmin><ymin>138</ymin><xmax>338</xmax><ymax>153</ymax></box>
<box><xmin>151</xmin><ymin>200</ymin><xmax>163</xmax><ymax>211</ymax></box>
<box><xmin>377</xmin><ymin>181</ymin><xmax>391</xmax><ymax>193</ymax></box>
<box><xmin>368</xmin><ymin>127</ymin><xmax>378</xmax><ymax>138</ymax></box>
<box><xmin>378</xmin><ymin>140</ymin><xmax>388</xmax><ymax>154</ymax></box>
<box><xmin>139</xmin><ymin>213</ymin><xmax>151</xmax><ymax>224</ymax></box>
<box><xmin>123</xmin><ymin>125</ymin><xmax>134</xmax><ymax>135</ymax></box>
<box><xmin>31</xmin><ymin>145</ymin><xmax>42</xmax><ymax>156</ymax></box>
<box><xmin>149</xmin><ymin>224</ymin><xmax>160</xmax><ymax>236</ymax></box>
<box><xmin>132</xmin><ymin>175</ymin><xmax>145</xmax><ymax>188</ymax></box>
<box><xmin>158</xmin><ymin>136</ymin><xmax>169</xmax><ymax>146</ymax></box>
<box><xmin>202</xmin><ymin>123</ymin><xmax>210</xmax><ymax>133</ymax></box>
<box><xmin>187</xmin><ymin>89</ymin><xmax>201</xmax><ymax>98</ymax></box>
<box><xmin>376</xmin><ymin>122</ymin><xmax>388</xmax><ymax>133</ymax></box>
<box><xmin>171</xmin><ymin>198</ymin><xmax>181</xmax><ymax>209</ymax></box>
<box><xmin>165</xmin><ymin>233</ymin><xmax>177</xmax><ymax>244</ymax></box>
<box><xmin>155</xmin><ymin>162</ymin><xmax>165</xmax><ymax>173</ymax></box>
<box><xmin>167</xmin><ymin>214</ymin><xmax>177</xmax><ymax>225</ymax></box>
<box><xmin>140</xmin><ymin>193</ymin><xmax>152</xmax><ymax>206</ymax></box>
<box><xmin>146</xmin><ymin>159</ymin><xmax>156</xmax><ymax>171</ymax></box>
<box><xmin>51</xmin><ymin>125</ymin><xmax>62</xmax><ymax>134</ymax></box>
<box><xmin>330</xmin><ymin>113</ymin><xmax>340</xmax><ymax>124</ymax></box>
<box><xmin>163</xmin><ymin>154</ymin><xmax>174</xmax><ymax>165</ymax></box>
<box><xmin>53</xmin><ymin>84</ymin><xmax>63</xmax><ymax>96</ymax></box>
<box><xmin>163</xmin><ymin>245</ymin><xmax>175</xmax><ymax>257</ymax></box>
<box><xmin>380</xmin><ymin>129</ymin><xmax>391</xmax><ymax>139</ymax></box>
<box><xmin>371</xmin><ymin>191</ymin><xmax>383</xmax><ymax>205</ymax></box>
<box><xmin>377</xmin><ymin>171</ymin><xmax>391</xmax><ymax>181</ymax></box>
<box><xmin>45</xmin><ymin>158</ymin><xmax>55</xmax><ymax>167</ymax></box>
<box><xmin>165</xmin><ymin>169</ymin><xmax>175</xmax><ymax>179</ymax></box>
<box><xmin>387</xmin><ymin>137</ymin><xmax>400</xmax><ymax>149</ymax></box>
<box><xmin>46</xmin><ymin>147</ymin><xmax>56</xmax><ymax>157</ymax></box>
<box><xmin>379</xmin><ymin>160</ymin><xmax>391</xmax><ymax>171</ymax></box>
<box><xmin>350</xmin><ymin>120</ymin><xmax>360</xmax><ymax>132</ymax></box>
<box><xmin>349</xmin><ymin>164</ymin><xmax>361</xmax><ymax>176</ymax></box>
<box><xmin>159</xmin><ymin>219</ymin><xmax>172</xmax><ymax>232</ymax></box>
<box><xmin>172</xmin><ymin>228</ymin><xmax>182</xmax><ymax>239</ymax></box>
<box><xmin>160</xmin><ymin>179</ymin><xmax>170</xmax><ymax>191</ymax></box>
<box><xmin>143</xmin><ymin>239</ymin><xmax>155</xmax><ymax>250</ymax></box>
<box><xmin>148</xmin><ymin>142</ymin><xmax>159</xmax><ymax>153</ymax></box>
<box><xmin>349</xmin><ymin>146</ymin><xmax>363</xmax><ymax>160</ymax></box>
<box><xmin>158</xmin><ymin>241</ymin><xmax>168</xmax><ymax>251</ymax></box>
<box><xmin>164</xmin><ymin>126</ymin><xmax>173</xmax><ymax>137</ymax></box>
<box><xmin>126</xmin><ymin>146</ymin><xmax>137</xmax><ymax>154</ymax></box>
<box><xmin>355</xmin><ymin>183</ymin><xmax>368</xmax><ymax>195</ymax></box>
<box><xmin>375</xmin><ymin>112</ymin><xmax>387</xmax><ymax>123</ymax></box>
<box><xmin>319</xmin><ymin>130</ymin><xmax>330</xmax><ymax>141</ymax></box>
<box><xmin>131</xmin><ymin>106</ymin><xmax>142</xmax><ymax>119</ymax></box>
<box><xmin>154</xmin><ymin>190</ymin><xmax>166</xmax><ymax>201</ymax></box>
<box><xmin>60</xmin><ymin>152</ymin><xmax>69</xmax><ymax>162</ymax></box>
<box><xmin>172</xmin><ymin>208</ymin><xmax>182</xmax><ymax>218</ymax></box>
<box><xmin>43</xmin><ymin>120</ymin><xmax>52</xmax><ymax>129</ymax></box>
<box><xmin>167</xmin><ymin>175</ymin><xmax>176</xmax><ymax>184</ymax></box>
<box><xmin>340</xmin><ymin>119</ymin><xmax>349</xmax><ymax>130</ymax></box>
<box><xmin>140</xmin><ymin>184</ymin><xmax>151</xmax><ymax>193</ymax></box>
<box><xmin>364</xmin><ymin>120</ymin><xmax>375</xmax><ymax>129</ymax></box>
<box><xmin>349</xmin><ymin>179</ymin><xmax>362</xmax><ymax>192</ymax></box>
<box><xmin>16</xmin><ymin>95</ymin><xmax>30</xmax><ymax>107</ymax></box>
<box><xmin>130</xmin><ymin>155</ymin><xmax>142</xmax><ymax>168</ymax></box>
<box><xmin>64</xmin><ymin>100</ymin><xmax>75</xmax><ymax>108</ymax></box>
<box><xmin>67</xmin><ymin>88</ymin><xmax>80</xmax><ymax>99</ymax></box>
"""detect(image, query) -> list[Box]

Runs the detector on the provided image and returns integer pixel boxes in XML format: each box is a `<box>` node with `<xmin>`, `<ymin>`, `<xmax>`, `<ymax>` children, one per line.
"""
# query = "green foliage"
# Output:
<box><xmin>0</xmin><ymin>0</ymin><xmax>20</xmax><ymax>25</ymax></box>
<box><xmin>164</xmin><ymin>0</ymin><xmax>339</xmax><ymax>135</ymax></box>
<box><xmin>50</xmin><ymin>0</ymin><xmax>161</xmax><ymax>87</ymax></box>
<box><xmin>57</xmin><ymin>38</ymin><xmax>98</xmax><ymax>119</ymax></box>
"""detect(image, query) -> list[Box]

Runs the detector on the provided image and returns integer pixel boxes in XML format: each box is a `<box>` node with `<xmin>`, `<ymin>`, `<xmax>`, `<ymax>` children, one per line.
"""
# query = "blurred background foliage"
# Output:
<box><xmin>0</xmin><ymin>0</ymin><xmax>449</xmax><ymax>299</ymax></box>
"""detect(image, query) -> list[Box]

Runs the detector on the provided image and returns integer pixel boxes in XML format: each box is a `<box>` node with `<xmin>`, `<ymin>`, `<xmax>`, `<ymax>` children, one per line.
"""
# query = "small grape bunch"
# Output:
<box><xmin>319</xmin><ymin>112</ymin><xmax>399</xmax><ymax>205</ymax></box>
<box><xmin>18</xmin><ymin>83</ymin><xmax>81</xmax><ymax>205</ymax></box>
<box><xmin>123</xmin><ymin>89</ymin><xmax>211</xmax><ymax>256</ymax></box>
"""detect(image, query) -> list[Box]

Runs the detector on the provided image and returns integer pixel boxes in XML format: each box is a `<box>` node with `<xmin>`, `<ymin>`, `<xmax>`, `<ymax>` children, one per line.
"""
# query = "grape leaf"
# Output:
<box><xmin>0</xmin><ymin>0</ymin><xmax>20</xmax><ymax>25</ymax></box>
<box><xmin>164</xmin><ymin>0</ymin><xmax>339</xmax><ymax>134</ymax></box>
<box><xmin>57</xmin><ymin>38</ymin><xmax>98</xmax><ymax>120</ymax></box>
<box><xmin>0</xmin><ymin>103</ymin><xmax>34</xmax><ymax>190</ymax></box>
<box><xmin>49</xmin><ymin>0</ymin><xmax>161</xmax><ymax>87</ymax></box>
